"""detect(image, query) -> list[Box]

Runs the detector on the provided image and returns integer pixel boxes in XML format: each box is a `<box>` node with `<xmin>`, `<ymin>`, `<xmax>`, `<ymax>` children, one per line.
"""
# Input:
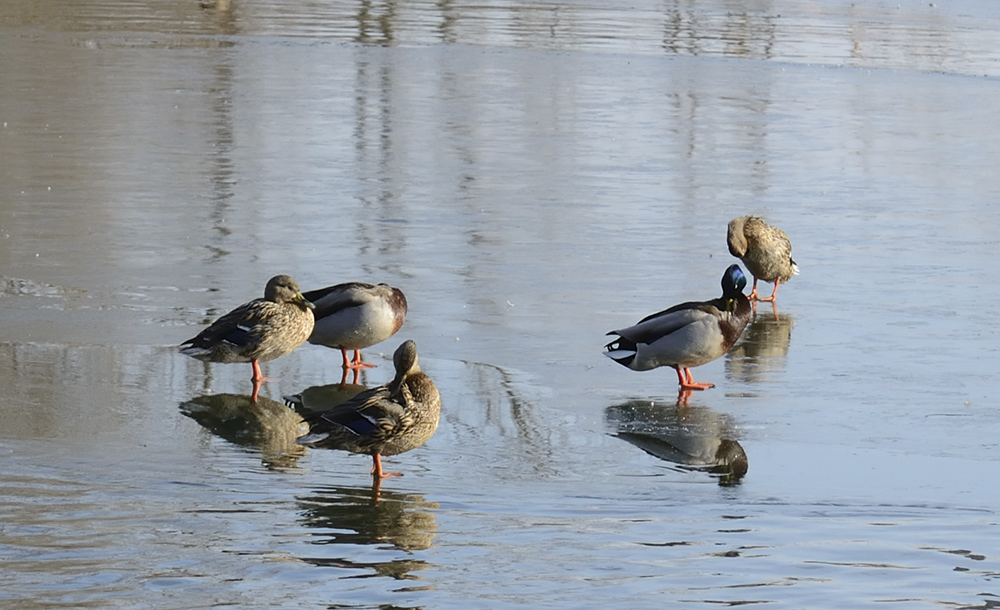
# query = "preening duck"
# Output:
<box><xmin>296</xmin><ymin>340</ymin><xmax>440</xmax><ymax>479</ymax></box>
<box><xmin>727</xmin><ymin>215</ymin><xmax>798</xmax><ymax>302</ymax></box>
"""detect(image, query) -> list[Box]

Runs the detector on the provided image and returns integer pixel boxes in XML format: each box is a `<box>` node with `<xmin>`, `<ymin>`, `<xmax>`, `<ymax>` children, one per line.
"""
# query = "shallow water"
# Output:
<box><xmin>2</xmin><ymin>0</ymin><xmax>1000</xmax><ymax>608</ymax></box>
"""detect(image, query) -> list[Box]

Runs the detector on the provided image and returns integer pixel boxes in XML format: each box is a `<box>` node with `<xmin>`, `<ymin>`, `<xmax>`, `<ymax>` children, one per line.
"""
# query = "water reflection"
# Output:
<box><xmin>297</xmin><ymin>485</ymin><xmax>438</xmax><ymax>579</ymax></box>
<box><xmin>179</xmin><ymin>394</ymin><xmax>307</xmax><ymax>468</ymax></box>
<box><xmin>725</xmin><ymin>310</ymin><xmax>794</xmax><ymax>385</ymax></box>
<box><xmin>606</xmin><ymin>399</ymin><xmax>747</xmax><ymax>485</ymax></box>
<box><xmin>0</xmin><ymin>342</ymin><xmax>174</xmax><ymax>441</ymax></box>
<box><xmin>457</xmin><ymin>360</ymin><xmax>556</xmax><ymax>478</ymax></box>
<box><xmin>201</xmin><ymin>13</ymin><xmax>238</xmax><ymax>264</ymax></box>
<box><xmin>199</xmin><ymin>0</ymin><xmax>232</xmax><ymax>13</ymax></box>
<box><xmin>3</xmin><ymin>1</ymin><xmax>989</xmax><ymax>74</ymax></box>
<box><xmin>284</xmin><ymin>382</ymin><xmax>369</xmax><ymax>415</ymax></box>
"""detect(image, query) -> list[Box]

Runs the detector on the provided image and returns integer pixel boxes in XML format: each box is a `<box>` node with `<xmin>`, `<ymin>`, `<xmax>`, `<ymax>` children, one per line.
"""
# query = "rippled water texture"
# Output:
<box><xmin>2</xmin><ymin>0</ymin><xmax>1000</xmax><ymax>608</ymax></box>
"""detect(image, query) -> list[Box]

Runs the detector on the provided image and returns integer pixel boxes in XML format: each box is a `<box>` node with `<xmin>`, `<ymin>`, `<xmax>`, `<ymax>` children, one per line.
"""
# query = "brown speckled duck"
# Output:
<box><xmin>302</xmin><ymin>282</ymin><xmax>407</xmax><ymax>371</ymax></box>
<box><xmin>181</xmin><ymin>275</ymin><xmax>315</xmax><ymax>399</ymax></box>
<box><xmin>604</xmin><ymin>265</ymin><xmax>752</xmax><ymax>391</ymax></box>
<box><xmin>727</xmin><ymin>216</ymin><xmax>799</xmax><ymax>302</ymax></box>
<box><xmin>296</xmin><ymin>340</ymin><xmax>440</xmax><ymax>479</ymax></box>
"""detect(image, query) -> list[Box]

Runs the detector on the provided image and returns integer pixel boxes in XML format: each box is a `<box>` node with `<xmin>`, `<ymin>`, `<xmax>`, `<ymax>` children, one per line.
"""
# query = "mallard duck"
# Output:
<box><xmin>180</xmin><ymin>394</ymin><xmax>308</xmax><ymax>469</ymax></box>
<box><xmin>727</xmin><ymin>215</ymin><xmax>799</xmax><ymax>302</ymax></box>
<box><xmin>604</xmin><ymin>265</ymin><xmax>752</xmax><ymax>390</ymax></box>
<box><xmin>607</xmin><ymin>399</ymin><xmax>748</xmax><ymax>484</ymax></box>
<box><xmin>284</xmin><ymin>383</ymin><xmax>369</xmax><ymax>414</ymax></box>
<box><xmin>303</xmin><ymin>282</ymin><xmax>407</xmax><ymax>371</ymax></box>
<box><xmin>616</xmin><ymin>433</ymin><xmax>748</xmax><ymax>482</ymax></box>
<box><xmin>181</xmin><ymin>275</ymin><xmax>315</xmax><ymax>399</ymax></box>
<box><xmin>296</xmin><ymin>340</ymin><xmax>440</xmax><ymax>479</ymax></box>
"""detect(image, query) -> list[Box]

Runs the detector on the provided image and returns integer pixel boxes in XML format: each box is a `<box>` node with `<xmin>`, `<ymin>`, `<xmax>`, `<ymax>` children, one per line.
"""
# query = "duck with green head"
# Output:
<box><xmin>604</xmin><ymin>265</ymin><xmax>752</xmax><ymax>391</ymax></box>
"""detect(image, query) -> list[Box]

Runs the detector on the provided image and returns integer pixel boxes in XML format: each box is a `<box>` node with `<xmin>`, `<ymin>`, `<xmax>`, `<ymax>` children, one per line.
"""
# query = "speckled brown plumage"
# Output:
<box><xmin>181</xmin><ymin>275</ymin><xmax>315</xmax><ymax>395</ymax></box>
<box><xmin>296</xmin><ymin>340</ymin><xmax>440</xmax><ymax>479</ymax></box>
<box><xmin>727</xmin><ymin>216</ymin><xmax>799</xmax><ymax>302</ymax></box>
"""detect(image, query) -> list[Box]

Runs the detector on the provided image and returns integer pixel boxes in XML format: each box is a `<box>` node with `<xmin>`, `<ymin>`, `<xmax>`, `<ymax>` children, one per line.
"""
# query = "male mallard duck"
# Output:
<box><xmin>727</xmin><ymin>215</ymin><xmax>799</xmax><ymax>302</ymax></box>
<box><xmin>604</xmin><ymin>265</ymin><xmax>752</xmax><ymax>390</ymax></box>
<box><xmin>303</xmin><ymin>282</ymin><xmax>407</xmax><ymax>371</ymax></box>
<box><xmin>296</xmin><ymin>340</ymin><xmax>440</xmax><ymax>479</ymax></box>
<box><xmin>181</xmin><ymin>275</ymin><xmax>315</xmax><ymax>399</ymax></box>
<box><xmin>615</xmin><ymin>432</ymin><xmax>749</xmax><ymax>483</ymax></box>
<box><xmin>607</xmin><ymin>399</ymin><xmax>748</xmax><ymax>484</ymax></box>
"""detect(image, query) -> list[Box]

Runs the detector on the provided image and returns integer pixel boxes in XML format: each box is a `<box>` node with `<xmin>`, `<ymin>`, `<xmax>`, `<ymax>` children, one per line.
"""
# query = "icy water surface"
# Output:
<box><xmin>2</xmin><ymin>0</ymin><xmax>1000</xmax><ymax>608</ymax></box>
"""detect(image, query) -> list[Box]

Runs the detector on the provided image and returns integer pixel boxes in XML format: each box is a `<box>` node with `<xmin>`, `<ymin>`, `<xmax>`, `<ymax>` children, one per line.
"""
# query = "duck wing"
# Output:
<box><xmin>302</xmin><ymin>282</ymin><xmax>380</xmax><ymax>319</ymax></box>
<box><xmin>612</xmin><ymin>301</ymin><xmax>720</xmax><ymax>345</ymax></box>
<box><xmin>182</xmin><ymin>298</ymin><xmax>271</xmax><ymax>349</ymax></box>
<box><xmin>298</xmin><ymin>384</ymin><xmax>405</xmax><ymax>444</ymax></box>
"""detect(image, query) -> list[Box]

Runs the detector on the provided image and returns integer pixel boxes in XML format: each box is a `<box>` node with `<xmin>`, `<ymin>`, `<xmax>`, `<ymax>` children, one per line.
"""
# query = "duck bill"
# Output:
<box><xmin>297</xmin><ymin>293</ymin><xmax>316</xmax><ymax>310</ymax></box>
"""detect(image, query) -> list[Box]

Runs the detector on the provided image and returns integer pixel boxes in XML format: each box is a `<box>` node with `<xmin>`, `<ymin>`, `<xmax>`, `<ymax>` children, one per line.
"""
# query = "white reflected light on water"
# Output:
<box><xmin>2</xmin><ymin>0</ymin><xmax>1000</xmax><ymax>608</ymax></box>
<box><xmin>8</xmin><ymin>0</ymin><xmax>1000</xmax><ymax>76</ymax></box>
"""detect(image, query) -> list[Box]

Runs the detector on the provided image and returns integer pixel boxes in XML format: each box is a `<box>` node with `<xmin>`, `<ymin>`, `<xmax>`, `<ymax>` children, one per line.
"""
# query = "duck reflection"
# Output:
<box><xmin>725</xmin><ymin>311</ymin><xmax>794</xmax><ymax>385</ymax></box>
<box><xmin>283</xmin><ymin>382</ymin><xmax>369</xmax><ymax>415</ymax></box>
<box><xmin>297</xmin><ymin>485</ymin><xmax>439</xmax><ymax>579</ymax></box>
<box><xmin>606</xmin><ymin>399</ymin><xmax>748</xmax><ymax>485</ymax></box>
<box><xmin>180</xmin><ymin>394</ymin><xmax>307</xmax><ymax>468</ymax></box>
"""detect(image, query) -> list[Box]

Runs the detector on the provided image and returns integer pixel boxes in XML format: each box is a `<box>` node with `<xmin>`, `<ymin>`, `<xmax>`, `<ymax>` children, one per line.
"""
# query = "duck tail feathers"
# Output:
<box><xmin>604</xmin><ymin>334</ymin><xmax>637</xmax><ymax>368</ymax></box>
<box><xmin>296</xmin><ymin>431</ymin><xmax>330</xmax><ymax>446</ymax></box>
<box><xmin>179</xmin><ymin>344</ymin><xmax>211</xmax><ymax>358</ymax></box>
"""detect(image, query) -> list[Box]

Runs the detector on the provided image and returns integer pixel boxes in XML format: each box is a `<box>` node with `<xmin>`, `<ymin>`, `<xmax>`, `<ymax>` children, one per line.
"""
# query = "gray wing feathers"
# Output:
<box><xmin>307</xmin><ymin>288</ymin><xmax>375</xmax><ymax>319</ymax></box>
<box><xmin>613</xmin><ymin>307</ymin><xmax>714</xmax><ymax>345</ymax></box>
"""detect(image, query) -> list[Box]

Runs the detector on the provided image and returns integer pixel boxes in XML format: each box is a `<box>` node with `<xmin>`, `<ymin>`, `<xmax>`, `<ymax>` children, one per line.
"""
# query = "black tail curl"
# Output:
<box><xmin>604</xmin><ymin>334</ymin><xmax>637</xmax><ymax>368</ymax></box>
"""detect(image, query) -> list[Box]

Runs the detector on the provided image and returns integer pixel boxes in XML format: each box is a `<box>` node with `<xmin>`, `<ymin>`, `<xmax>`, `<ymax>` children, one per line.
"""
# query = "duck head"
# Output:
<box><xmin>389</xmin><ymin>339</ymin><xmax>421</xmax><ymax>392</ymax></box>
<box><xmin>721</xmin><ymin>265</ymin><xmax>747</xmax><ymax>312</ymax></box>
<box><xmin>265</xmin><ymin>275</ymin><xmax>316</xmax><ymax>311</ymax></box>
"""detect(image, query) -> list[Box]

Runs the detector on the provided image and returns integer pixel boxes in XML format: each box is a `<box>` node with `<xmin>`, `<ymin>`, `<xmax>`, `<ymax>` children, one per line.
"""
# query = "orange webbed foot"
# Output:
<box><xmin>348</xmin><ymin>361</ymin><xmax>377</xmax><ymax>371</ymax></box>
<box><xmin>250</xmin><ymin>360</ymin><xmax>270</xmax><ymax>383</ymax></box>
<box><xmin>755</xmin><ymin>278</ymin><xmax>781</xmax><ymax>303</ymax></box>
<box><xmin>342</xmin><ymin>349</ymin><xmax>377</xmax><ymax>371</ymax></box>
<box><xmin>675</xmin><ymin>367</ymin><xmax>715</xmax><ymax>391</ymax></box>
<box><xmin>370</xmin><ymin>454</ymin><xmax>404</xmax><ymax>479</ymax></box>
<box><xmin>680</xmin><ymin>382</ymin><xmax>715</xmax><ymax>390</ymax></box>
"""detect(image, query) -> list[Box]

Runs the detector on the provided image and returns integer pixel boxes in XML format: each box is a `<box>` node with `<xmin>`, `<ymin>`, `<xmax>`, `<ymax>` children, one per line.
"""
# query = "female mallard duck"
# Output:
<box><xmin>604</xmin><ymin>265</ymin><xmax>752</xmax><ymax>390</ymax></box>
<box><xmin>727</xmin><ymin>215</ymin><xmax>799</xmax><ymax>302</ymax></box>
<box><xmin>302</xmin><ymin>282</ymin><xmax>407</xmax><ymax>371</ymax></box>
<box><xmin>296</xmin><ymin>339</ymin><xmax>440</xmax><ymax>479</ymax></box>
<box><xmin>181</xmin><ymin>275</ymin><xmax>315</xmax><ymax>399</ymax></box>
